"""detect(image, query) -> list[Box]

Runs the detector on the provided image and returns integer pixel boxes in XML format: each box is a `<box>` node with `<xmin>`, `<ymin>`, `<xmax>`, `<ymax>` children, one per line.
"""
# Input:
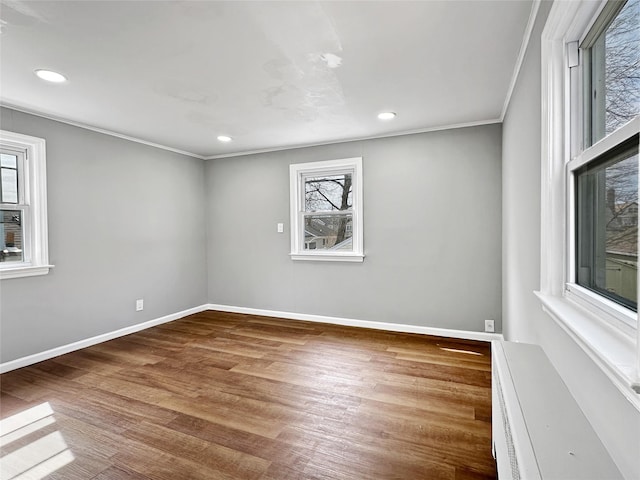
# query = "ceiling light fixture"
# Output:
<box><xmin>377</xmin><ymin>112</ymin><xmax>396</xmax><ymax>120</ymax></box>
<box><xmin>34</xmin><ymin>69</ymin><xmax>67</xmax><ymax>83</ymax></box>
<box><xmin>217</xmin><ymin>135</ymin><xmax>232</xmax><ymax>143</ymax></box>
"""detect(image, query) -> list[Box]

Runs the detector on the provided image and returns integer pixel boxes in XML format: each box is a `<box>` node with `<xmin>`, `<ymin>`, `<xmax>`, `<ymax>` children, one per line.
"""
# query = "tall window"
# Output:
<box><xmin>540</xmin><ymin>0</ymin><xmax>640</xmax><ymax>402</ymax></box>
<box><xmin>0</xmin><ymin>130</ymin><xmax>51</xmax><ymax>279</ymax></box>
<box><xmin>569</xmin><ymin>0</ymin><xmax>639</xmax><ymax>322</ymax></box>
<box><xmin>289</xmin><ymin>158</ymin><xmax>363</xmax><ymax>262</ymax></box>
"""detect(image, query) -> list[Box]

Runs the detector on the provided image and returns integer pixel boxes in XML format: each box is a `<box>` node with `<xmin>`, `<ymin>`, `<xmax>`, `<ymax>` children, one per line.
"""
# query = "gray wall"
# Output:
<box><xmin>0</xmin><ymin>107</ymin><xmax>208</xmax><ymax>364</ymax></box>
<box><xmin>206</xmin><ymin>125</ymin><xmax>502</xmax><ymax>333</ymax></box>
<box><xmin>502</xmin><ymin>2</ymin><xmax>640</xmax><ymax>477</ymax></box>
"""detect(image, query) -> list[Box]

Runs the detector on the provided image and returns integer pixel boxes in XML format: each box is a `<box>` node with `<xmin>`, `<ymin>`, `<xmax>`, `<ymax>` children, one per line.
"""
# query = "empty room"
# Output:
<box><xmin>0</xmin><ymin>0</ymin><xmax>639</xmax><ymax>478</ymax></box>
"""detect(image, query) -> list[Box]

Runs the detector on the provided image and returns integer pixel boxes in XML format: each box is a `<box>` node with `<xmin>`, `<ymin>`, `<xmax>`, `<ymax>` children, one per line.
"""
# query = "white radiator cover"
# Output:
<box><xmin>491</xmin><ymin>341</ymin><xmax>623</xmax><ymax>479</ymax></box>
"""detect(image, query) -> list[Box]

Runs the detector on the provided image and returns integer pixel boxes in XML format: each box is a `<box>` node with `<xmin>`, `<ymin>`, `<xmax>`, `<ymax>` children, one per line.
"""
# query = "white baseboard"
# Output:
<box><xmin>206</xmin><ymin>303</ymin><xmax>504</xmax><ymax>343</ymax></box>
<box><xmin>0</xmin><ymin>303</ymin><xmax>503</xmax><ymax>374</ymax></box>
<box><xmin>0</xmin><ymin>304</ymin><xmax>210</xmax><ymax>374</ymax></box>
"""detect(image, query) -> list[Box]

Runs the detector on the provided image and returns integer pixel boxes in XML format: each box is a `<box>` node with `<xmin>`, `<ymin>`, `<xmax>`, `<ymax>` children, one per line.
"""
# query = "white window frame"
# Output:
<box><xmin>537</xmin><ymin>0</ymin><xmax>640</xmax><ymax>409</ymax></box>
<box><xmin>289</xmin><ymin>157</ymin><xmax>364</xmax><ymax>262</ymax></box>
<box><xmin>0</xmin><ymin>130</ymin><xmax>52</xmax><ymax>279</ymax></box>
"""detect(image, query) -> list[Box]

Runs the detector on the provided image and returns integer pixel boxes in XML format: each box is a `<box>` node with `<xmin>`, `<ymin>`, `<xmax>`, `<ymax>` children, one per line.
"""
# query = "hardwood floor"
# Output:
<box><xmin>0</xmin><ymin>311</ymin><xmax>496</xmax><ymax>479</ymax></box>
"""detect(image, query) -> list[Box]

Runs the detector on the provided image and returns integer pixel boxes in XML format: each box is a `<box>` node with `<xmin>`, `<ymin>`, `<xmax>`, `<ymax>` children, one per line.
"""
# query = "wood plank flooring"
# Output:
<box><xmin>0</xmin><ymin>311</ymin><xmax>496</xmax><ymax>479</ymax></box>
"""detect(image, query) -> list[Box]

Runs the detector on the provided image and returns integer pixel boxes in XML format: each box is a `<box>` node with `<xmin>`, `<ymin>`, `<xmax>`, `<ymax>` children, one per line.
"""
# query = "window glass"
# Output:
<box><xmin>1</xmin><ymin>167</ymin><xmax>18</xmax><ymax>204</ymax></box>
<box><xmin>588</xmin><ymin>0</ymin><xmax>640</xmax><ymax>144</ymax></box>
<box><xmin>304</xmin><ymin>173</ymin><xmax>352</xmax><ymax>212</ymax></box>
<box><xmin>303</xmin><ymin>214</ymin><xmax>353</xmax><ymax>251</ymax></box>
<box><xmin>1</xmin><ymin>152</ymin><xmax>18</xmax><ymax>204</ymax></box>
<box><xmin>576</xmin><ymin>142</ymin><xmax>638</xmax><ymax>310</ymax></box>
<box><xmin>0</xmin><ymin>209</ymin><xmax>24</xmax><ymax>263</ymax></box>
<box><xmin>0</xmin><ymin>153</ymin><xmax>17</xmax><ymax>168</ymax></box>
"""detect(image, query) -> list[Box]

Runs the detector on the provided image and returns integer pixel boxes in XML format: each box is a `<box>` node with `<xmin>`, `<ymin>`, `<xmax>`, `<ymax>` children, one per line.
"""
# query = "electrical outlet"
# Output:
<box><xmin>136</xmin><ymin>299</ymin><xmax>144</xmax><ymax>311</ymax></box>
<box><xmin>277</xmin><ymin>223</ymin><xmax>284</xmax><ymax>233</ymax></box>
<box><xmin>484</xmin><ymin>319</ymin><xmax>495</xmax><ymax>333</ymax></box>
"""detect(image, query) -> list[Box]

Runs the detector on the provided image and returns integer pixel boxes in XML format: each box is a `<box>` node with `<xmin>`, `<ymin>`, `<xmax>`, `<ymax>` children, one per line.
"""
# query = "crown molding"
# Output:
<box><xmin>2</xmin><ymin>103</ymin><xmax>501</xmax><ymax>161</ymax></box>
<box><xmin>500</xmin><ymin>0</ymin><xmax>542</xmax><ymax>121</ymax></box>
<box><xmin>203</xmin><ymin>118</ymin><xmax>502</xmax><ymax>160</ymax></box>
<box><xmin>1</xmin><ymin>103</ymin><xmax>206</xmax><ymax>159</ymax></box>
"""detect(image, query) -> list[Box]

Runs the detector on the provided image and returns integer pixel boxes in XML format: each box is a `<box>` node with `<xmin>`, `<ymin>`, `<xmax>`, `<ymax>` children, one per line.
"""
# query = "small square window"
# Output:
<box><xmin>290</xmin><ymin>158</ymin><xmax>363</xmax><ymax>262</ymax></box>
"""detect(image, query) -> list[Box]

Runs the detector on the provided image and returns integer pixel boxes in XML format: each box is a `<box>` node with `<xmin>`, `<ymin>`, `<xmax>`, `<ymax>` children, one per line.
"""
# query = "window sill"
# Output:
<box><xmin>534</xmin><ymin>290</ymin><xmax>640</xmax><ymax>411</ymax></box>
<box><xmin>290</xmin><ymin>253</ymin><xmax>364</xmax><ymax>263</ymax></box>
<box><xmin>0</xmin><ymin>264</ymin><xmax>54</xmax><ymax>279</ymax></box>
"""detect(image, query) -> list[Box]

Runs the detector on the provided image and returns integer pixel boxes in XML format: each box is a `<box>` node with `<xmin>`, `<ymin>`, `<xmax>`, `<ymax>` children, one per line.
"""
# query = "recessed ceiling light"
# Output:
<box><xmin>377</xmin><ymin>112</ymin><xmax>397</xmax><ymax>120</ymax></box>
<box><xmin>34</xmin><ymin>69</ymin><xmax>67</xmax><ymax>83</ymax></box>
<box><xmin>217</xmin><ymin>135</ymin><xmax>232</xmax><ymax>142</ymax></box>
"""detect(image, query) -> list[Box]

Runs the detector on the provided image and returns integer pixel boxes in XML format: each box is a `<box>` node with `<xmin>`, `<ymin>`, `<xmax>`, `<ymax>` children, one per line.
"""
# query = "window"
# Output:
<box><xmin>569</xmin><ymin>0</ymin><xmax>640</xmax><ymax>323</ymax></box>
<box><xmin>539</xmin><ymin>0</ymin><xmax>640</xmax><ymax>404</ymax></box>
<box><xmin>0</xmin><ymin>130</ymin><xmax>52</xmax><ymax>279</ymax></box>
<box><xmin>289</xmin><ymin>157</ymin><xmax>363</xmax><ymax>262</ymax></box>
<box><xmin>575</xmin><ymin>139</ymin><xmax>638</xmax><ymax>313</ymax></box>
<box><xmin>582</xmin><ymin>0</ymin><xmax>639</xmax><ymax>147</ymax></box>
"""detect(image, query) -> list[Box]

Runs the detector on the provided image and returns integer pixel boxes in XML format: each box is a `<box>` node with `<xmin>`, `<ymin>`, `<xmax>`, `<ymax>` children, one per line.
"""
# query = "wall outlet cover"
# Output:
<box><xmin>484</xmin><ymin>319</ymin><xmax>495</xmax><ymax>333</ymax></box>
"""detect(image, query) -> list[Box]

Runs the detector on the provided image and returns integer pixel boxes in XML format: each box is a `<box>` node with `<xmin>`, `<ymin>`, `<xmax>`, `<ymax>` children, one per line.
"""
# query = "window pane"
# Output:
<box><xmin>304</xmin><ymin>173</ymin><xmax>352</xmax><ymax>212</ymax></box>
<box><xmin>576</xmin><ymin>146</ymin><xmax>638</xmax><ymax>310</ymax></box>
<box><xmin>589</xmin><ymin>0</ymin><xmax>640</xmax><ymax>144</ymax></box>
<box><xmin>0</xmin><ymin>209</ymin><xmax>24</xmax><ymax>263</ymax></box>
<box><xmin>304</xmin><ymin>214</ymin><xmax>353</xmax><ymax>251</ymax></box>
<box><xmin>1</xmin><ymin>167</ymin><xmax>18</xmax><ymax>204</ymax></box>
<box><xmin>0</xmin><ymin>153</ymin><xmax>17</xmax><ymax>168</ymax></box>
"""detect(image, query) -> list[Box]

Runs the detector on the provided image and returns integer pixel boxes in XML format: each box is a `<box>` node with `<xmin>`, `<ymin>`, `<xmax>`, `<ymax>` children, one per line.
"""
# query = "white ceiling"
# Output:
<box><xmin>0</xmin><ymin>1</ymin><xmax>534</xmax><ymax>159</ymax></box>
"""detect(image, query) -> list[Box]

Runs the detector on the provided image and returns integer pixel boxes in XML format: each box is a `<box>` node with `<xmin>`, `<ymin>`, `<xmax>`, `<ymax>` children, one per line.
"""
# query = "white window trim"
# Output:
<box><xmin>289</xmin><ymin>157</ymin><xmax>364</xmax><ymax>262</ymax></box>
<box><xmin>539</xmin><ymin>0</ymin><xmax>640</xmax><ymax>410</ymax></box>
<box><xmin>0</xmin><ymin>130</ymin><xmax>53</xmax><ymax>279</ymax></box>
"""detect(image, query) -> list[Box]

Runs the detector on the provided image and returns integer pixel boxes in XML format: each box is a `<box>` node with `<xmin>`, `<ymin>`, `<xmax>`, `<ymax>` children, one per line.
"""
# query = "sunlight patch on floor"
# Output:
<box><xmin>0</xmin><ymin>402</ymin><xmax>74</xmax><ymax>480</ymax></box>
<box><xmin>440</xmin><ymin>347</ymin><xmax>483</xmax><ymax>356</ymax></box>
<box><xmin>0</xmin><ymin>416</ymin><xmax>56</xmax><ymax>448</ymax></box>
